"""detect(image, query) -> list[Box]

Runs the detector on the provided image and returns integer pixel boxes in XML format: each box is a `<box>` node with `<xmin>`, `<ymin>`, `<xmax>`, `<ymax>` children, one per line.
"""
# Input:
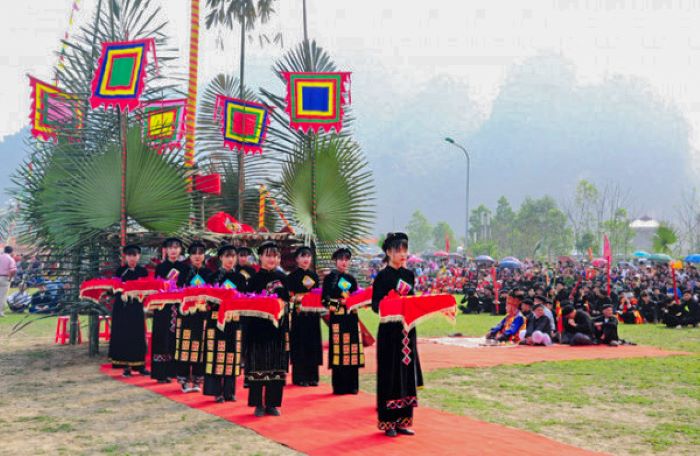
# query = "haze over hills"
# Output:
<box><xmin>1</xmin><ymin>54</ymin><xmax>693</xmax><ymax>236</ymax></box>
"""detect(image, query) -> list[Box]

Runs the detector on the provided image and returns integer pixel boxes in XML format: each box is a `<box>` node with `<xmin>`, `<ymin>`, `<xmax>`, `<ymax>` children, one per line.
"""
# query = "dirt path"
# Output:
<box><xmin>0</xmin><ymin>336</ymin><xmax>298</xmax><ymax>456</ymax></box>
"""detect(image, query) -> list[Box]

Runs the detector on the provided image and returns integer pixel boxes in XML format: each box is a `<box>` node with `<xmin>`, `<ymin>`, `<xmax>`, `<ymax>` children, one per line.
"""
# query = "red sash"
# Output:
<box><xmin>217</xmin><ymin>295</ymin><xmax>286</xmax><ymax>330</ymax></box>
<box><xmin>115</xmin><ymin>278</ymin><xmax>169</xmax><ymax>302</ymax></box>
<box><xmin>379</xmin><ymin>291</ymin><xmax>456</xmax><ymax>330</ymax></box>
<box><xmin>79</xmin><ymin>278</ymin><xmax>121</xmax><ymax>303</ymax></box>
<box><xmin>298</xmin><ymin>289</ymin><xmax>327</xmax><ymax>313</ymax></box>
<box><xmin>143</xmin><ymin>289</ymin><xmax>185</xmax><ymax>311</ymax></box>
<box><xmin>345</xmin><ymin>287</ymin><xmax>373</xmax><ymax>312</ymax></box>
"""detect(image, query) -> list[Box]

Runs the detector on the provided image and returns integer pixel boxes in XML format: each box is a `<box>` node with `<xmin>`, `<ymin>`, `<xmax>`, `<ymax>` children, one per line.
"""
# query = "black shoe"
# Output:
<box><xmin>225</xmin><ymin>395</ymin><xmax>236</xmax><ymax>402</ymax></box>
<box><xmin>308</xmin><ymin>381</ymin><xmax>319</xmax><ymax>387</ymax></box>
<box><xmin>157</xmin><ymin>378</ymin><xmax>170</xmax><ymax>384</ymax></box>
<box><xmin>122</xmin><ymin>368</ymin><xmax>132</xmax><ymax>377</ymax></box>
<box><xmin>215</xmin><ymin>396</ymin><xmax>225</xmax><ymax>403</ymax></box>
<box><xmin>138</xmin><ymin>368</ymin><xmax>150</xmax><ymax>375</ymax></box>
<box><xmin>265</xmin><ymin>406</ymin><xmax>281</xmax><ymax>416</ymax></box>
<box><xmin>397</xmin><ymin>428</ymin><xmax>415</xmax><ymax>436</ymax></box>
<box><xmin>384</xmin><ymin>429</ymin><xmax>398</xmax><ymax>437</ymax></box>
<box><xmin>351</xmin><ymin>389</ymin><xmax>358</xmax><ymax>394</ymax></box>
<box><xmin>254</xmin><ymin>406</ymin><xmax>266</xmax><ymax>417</ymax></box>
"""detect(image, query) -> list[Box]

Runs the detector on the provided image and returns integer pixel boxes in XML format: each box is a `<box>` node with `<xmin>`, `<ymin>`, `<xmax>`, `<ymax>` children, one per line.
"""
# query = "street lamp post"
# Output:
<box><xmin>444</xmin><ymin>137</ymin><xmax>470</xmax><ymax>251</ymax></box>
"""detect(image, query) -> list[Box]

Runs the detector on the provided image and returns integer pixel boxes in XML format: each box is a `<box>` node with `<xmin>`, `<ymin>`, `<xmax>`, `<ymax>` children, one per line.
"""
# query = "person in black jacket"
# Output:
<box><xmin>521</xmin><ymin>304</ymin><xmax>552</xmax><ymax>346</ymax></box>
<box><xmin>372</xmin><ymin>233</ymin><xmax>422</xmax><ymax>437</ymax></box>
<box><xmin>203</xmin><ymin>245</ymin><xmax>247</xmax><ymax>403</ymax></box>
<box><xmin>175</xmin><ymin>241</ymin><xmax>213</xmax><ymax>393</ymax></box>
<box><xmin>561</xmin><ymin>305</ymin><xmax>595</xmax><ymax>345</ymax></box>
<box><xmin>286</xmin><ymin>246</ymin><xmax>322</xmax><ymax>387</ymax></box>
<box><xmin>323</xmin><ymin>247</ymin><xmax>363</xmax><ymax>395</ymax></box>
<box><xmin>458</xmin><ymin>287</ymin><xmax>481</xmax><ymax>314</ymax></box>
<box><xmin>245</xmin><ymin>241</ymin><xmax>290</xmax><ymax>417</ymax></box>
<box><xmin>109</xmin><ymin>244</ymin><xmax>150</xmax><ymax>377</ymax></box>
<box><xmin>593</xmin><ymin>304</ymin><xmax>620</xmax><ymax>346</ymax></box>
<box><xmin>152</xmin><ymin>238</ymin><xmax>190</xmax><ymax>383</ymax></box>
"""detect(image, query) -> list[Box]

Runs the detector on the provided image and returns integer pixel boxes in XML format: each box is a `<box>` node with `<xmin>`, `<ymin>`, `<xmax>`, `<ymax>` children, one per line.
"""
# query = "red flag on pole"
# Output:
<box><xmin>445</xmin><ymin>234</ymin><xmax>450</xmax><ymax>253</ymax></box>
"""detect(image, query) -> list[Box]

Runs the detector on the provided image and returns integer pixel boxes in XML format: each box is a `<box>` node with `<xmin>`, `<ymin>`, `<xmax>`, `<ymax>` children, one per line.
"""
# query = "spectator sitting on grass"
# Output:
<box><xmin>520</xmin><ymin>303</ymin><xmax>553</xmax><ymax>346</ymax></box>
<box><xmin>485</xmin><ymin>294</ymin><xmax>525</xmax><ymax>344</ymax></box>
<box><xmin>7</xmin><ymin>282</ymin><xmax>31</xmax><ymax>312</ymax></box>
<box><xmin>561</xmin><ymin>305</ymin><xmax>595</xmax><ymax>346</ymax></box>
<box><xmin>593</xmin><ymin>304</ymin><xmax>621</xmax><ymax>346</ymax></box>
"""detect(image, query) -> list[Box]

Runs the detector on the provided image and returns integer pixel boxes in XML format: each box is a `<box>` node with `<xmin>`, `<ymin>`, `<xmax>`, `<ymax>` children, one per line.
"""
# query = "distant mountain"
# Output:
<box><xmin>357</xmin><ymin>54</ymin><xmax>693</xmax><ymax>234</ymax></box>
<box><xmin>0</xmin><ymin>129</ymin><xmax>29</xmax><ymax>203</ymax></box>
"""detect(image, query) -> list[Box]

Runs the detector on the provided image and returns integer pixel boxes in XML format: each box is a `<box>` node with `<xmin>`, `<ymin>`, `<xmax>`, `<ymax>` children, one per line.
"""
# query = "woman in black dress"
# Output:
<box><xmin>203</xmin><ymin>245</ymin><xmax>246</xmax><ymax>403</ymax></box>
<box><xmin>372</xmin><ymin>233</ymin><xmax>423</xmax><ymax>437</ymax></box>
<box><xmin>152</xmin><ymin>237</ymin><xmax>190</xmax><ymax>383</ymax></box>
<box><xmin>245</xmin><ymin>241</ymin><xmax>290</xmax><ymax>417</ymax></box>
<box><xmin>175</xmin><ymin>241</ymin><xmax>213</xmax><ymax>393</ymax></box>
<box><xmin>323</xmin><ymin>248</ymin><xmax>364</xmax><ymax>395</ymax></box>
<box><xmin>286</xmin><ymin>246</ymin><xmax>322</xmax><ymax>387</ymax></box>
<box><xmin>109</xmin><ymin>244</ymin><xmax>149</xmax><ymax>377</ymax></box>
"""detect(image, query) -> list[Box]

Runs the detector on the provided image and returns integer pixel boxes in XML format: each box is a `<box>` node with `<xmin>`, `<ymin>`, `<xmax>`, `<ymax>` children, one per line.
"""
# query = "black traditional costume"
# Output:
<box><xmin>372</xmin><ymin>233</ymin><xmax>423</xmax><ymax>435</ymax></box>
<box><xmin>323</xmin><ymin>248</ymin><xmax>364</xmax><ymax>395</ymax></box>
<box><xmin>174</xmin><ymin>249</ymin><xmax>213</xmax><ymax>390</ymax></box>
<box><xmin>286</xmin><ymin>260</ymin><xmax>322</xmax><ymax>386</ymax></box>
<box><xmin>151</xmin><ymin>239</ymin><xmax>190</xmax><ymax>382</ymax></box>
<box><xmin>203</xmin><ymin>254</ymin><xmax>246</xmax><ymax>402</ymax></box>
<box><xmin>109</xmin><ymin>257</ymin><xmax>149</xmax><ymax>371</ymax></box>
<box><xmin>245</xmin><ymin>242</ymin><xmax>290</xmax><ymax>414</ymax></box>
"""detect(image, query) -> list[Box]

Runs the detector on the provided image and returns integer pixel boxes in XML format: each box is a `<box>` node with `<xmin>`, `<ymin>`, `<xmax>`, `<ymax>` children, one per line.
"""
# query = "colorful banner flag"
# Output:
<box><xmin>214</xmin><ymin>95</ymin><xmax>271</xmax><ymax>154</ymax></box>
<box><xmin>90</xmin><ymin>38</ymin><xmax>157</xmax><ymax>112</ymax></box>
<box><xmin>28</xmin><ymin>76</ymin><xmax>83</xmax><ymax>142</ymax></box>
<box><xmin>140</xmin><ymin>99</ymin><xmax>187</xmax><ymax>151</ymax></box>
<box><xmin>282</xmin><ymin>72</ymin><xmax>351</xmax><ymax>133</ymax></box>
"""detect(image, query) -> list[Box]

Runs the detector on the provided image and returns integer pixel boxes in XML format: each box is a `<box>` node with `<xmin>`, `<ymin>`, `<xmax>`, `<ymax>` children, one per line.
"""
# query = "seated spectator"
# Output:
<box><xmin>459</xmin><ymin>287</ymin><xmax>481</xmax><ymax>314</ymax></box>
<box><xmin>7</xmin><ymin>282</ymin><xmax>31</xmax><ymax>312</ymax></box>
<box><xmin>593</xmin><ymin>304</ymin><xmax>620</xmax><ymax>346</ymax></box>
<box><xmin>561</xmin><ymin>305</ymin><xmax>595</xmax><ymax>345</ymax></box>
<box><xmin>664</xmin><ymin>289</ymin><xmax>700</xmax><ymax>328</ymax></box>
<box><xmin>534</xmin><ymin>295</ymin><xmax>557</xmax><ymax>335</ymax></box>
<box><xmin>617</xmin><ymin>296</ymin><xmax>644</xmax><ymax>324</ymax></box>
<box><xmin>520</xmin><ymin>303</ymin><xmax>553</xmax><ymax>346</ymax></box>
<box><xmin>638</xmin><ymin>291</ymin><xmax>659</xmax><ymax>323</ymax></box>
<box><xmin>485</xmin><ymin>295</ymin><xmax>525</xmax><ymax>343</ymax></box>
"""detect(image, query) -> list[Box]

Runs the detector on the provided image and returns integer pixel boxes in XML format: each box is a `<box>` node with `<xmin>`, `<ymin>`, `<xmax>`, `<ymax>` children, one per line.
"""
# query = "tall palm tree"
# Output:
<box><xmin>261</xmin><ymin>41</ymin><xmax>374</xmax><ymax>261</ymax></box>
<box><xmin>204</xmin><ymin>0</ymin><xmax>280</xmax><ymax>219</ymax></box>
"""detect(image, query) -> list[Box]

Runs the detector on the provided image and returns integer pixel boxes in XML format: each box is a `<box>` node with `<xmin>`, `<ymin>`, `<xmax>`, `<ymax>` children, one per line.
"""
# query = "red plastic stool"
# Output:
<box><xmin>55</xmin><ymin>316</ymin><xmax>82</xmax><ymax>344</ymax></box>
<box><xmin>98</xmin><ymin>316</ymin><xmax>111</xmax><ymax>341</ymax></box>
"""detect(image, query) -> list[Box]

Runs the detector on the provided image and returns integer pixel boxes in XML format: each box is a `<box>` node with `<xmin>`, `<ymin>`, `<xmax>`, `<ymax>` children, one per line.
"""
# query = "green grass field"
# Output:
<box><xmin>2</xmin><ymin>294</ymin><xmax>699</xmax><ymax>455</ymax></box>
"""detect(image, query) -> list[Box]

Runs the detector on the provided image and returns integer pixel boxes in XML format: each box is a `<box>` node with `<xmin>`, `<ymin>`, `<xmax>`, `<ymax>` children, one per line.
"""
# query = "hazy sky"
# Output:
<box><xmin>3</xmin><ymin>0</ymin><xmax>700</xmax><ymax>232</ymax></box>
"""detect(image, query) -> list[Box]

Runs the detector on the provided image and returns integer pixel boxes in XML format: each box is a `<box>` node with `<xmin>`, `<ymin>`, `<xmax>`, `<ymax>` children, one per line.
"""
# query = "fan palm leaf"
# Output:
<box><xmin>279</xmin><ymin>135</ymin><xmax>374</xmax><ymax>254</ymax></box>
<box><xmin>32</xmin><ymin>127</ymin><xmax>189</xmax><ymax>249</ymax></box>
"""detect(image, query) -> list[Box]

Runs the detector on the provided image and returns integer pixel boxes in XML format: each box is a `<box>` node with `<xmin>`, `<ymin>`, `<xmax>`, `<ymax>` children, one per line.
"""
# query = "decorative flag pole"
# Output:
<box><xmin>259</xmin><ymin>185</ymin><xmax>266</xmax><ymax>230</ymax></box>
<box><xmin>184</xmin><ymin>0</ymin><xmax>201</xmax><ymax>180</ymax></box>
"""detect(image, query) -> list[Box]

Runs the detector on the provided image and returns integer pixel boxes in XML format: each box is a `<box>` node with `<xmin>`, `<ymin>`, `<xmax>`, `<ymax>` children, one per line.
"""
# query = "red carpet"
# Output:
<box><xmin>101</xmin><ymin>365</ymin><xmax>605</xmax><ymax>455</ymax></box>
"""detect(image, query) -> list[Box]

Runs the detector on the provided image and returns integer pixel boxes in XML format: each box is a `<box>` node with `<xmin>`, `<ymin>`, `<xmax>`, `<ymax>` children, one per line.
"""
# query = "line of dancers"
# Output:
<box><xmin>108</xmin><ymin>233</ymin><xmax>422</xmax><ymax>436</ymax></box>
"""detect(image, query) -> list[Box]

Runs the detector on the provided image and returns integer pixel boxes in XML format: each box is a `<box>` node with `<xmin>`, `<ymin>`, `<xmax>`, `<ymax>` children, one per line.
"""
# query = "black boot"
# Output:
<box><xmin>265</xmin><ymin>406</ymin><xmax>280</xmax><ymax>416</ymax></box>
<box><xmin>397</xmin><ymin>428</ymin><xmax>415</xmax><ymax>436</ymax></box>
<box><xmin>384</xmin><ymin>429</ymin><xmax>397</xmax><ymax>437</ymax></box>
<box><xmin>122</xmin><ymin>368</ymin><xmax>132</xmax><ymax>377</ymax></box>
<box><xmin>254</xmin><ymin>406</ymin><xmax>266</xmax><ymax>417</ymax></box>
